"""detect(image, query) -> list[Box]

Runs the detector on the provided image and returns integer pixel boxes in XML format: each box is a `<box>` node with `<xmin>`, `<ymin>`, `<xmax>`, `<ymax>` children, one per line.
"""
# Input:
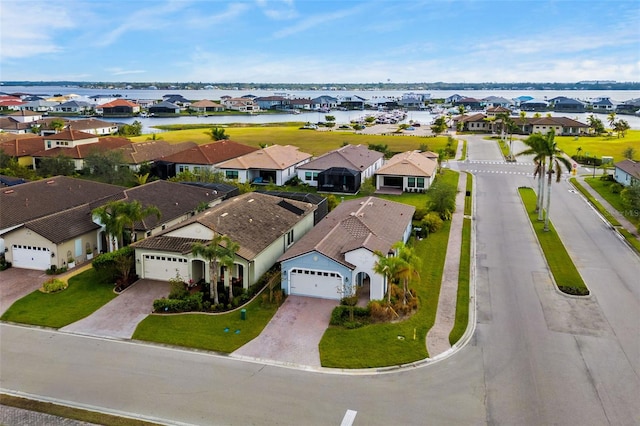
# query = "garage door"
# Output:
<box><xmin>12</xmin><ymin>244</ymin><xmax>51</xmax><ymax>270</ymax></box>
<box><xmin>143</xmin><ymin>254</ymin><xmax>188</xmax><ymax>281</ymax></box>
<box><xmin>290</xmin><ymin>269</ymin><xmax>343</xmax><ymax>300</ymax></box>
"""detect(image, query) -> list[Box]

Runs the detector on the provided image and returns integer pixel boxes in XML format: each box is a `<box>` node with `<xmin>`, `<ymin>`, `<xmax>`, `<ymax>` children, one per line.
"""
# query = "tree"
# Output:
<box><xmin>373</xmin><ymin>250</ymin><xmax>403</xmax><ymax>304</ymax></box>
<box><xmin>517</xmin><ymin>133</ymin><xmax>549</xmax><ymax>220</ymax></box>
<box><xmin>613</xmin><ymin>119</ymin><xmax>630</xmax><ymax>138</ymax></box>
<box><xmin>92</xmin><ymin>201</ymin><xmax>127</xmax><ymax>252</ymax></box>
<box><xmin>37</xmin><ymin>154</ymin><xmax>75</xmax><ymax>177</ymax></box>
<box><xmin>325</xmin><ymin>115</ymin><xmax>336</xmax><ymax>122</ymax></box>
<box><xmin>457</xmin><ymin>105</ymin><xmax>465</xmax><ymax>115</ymax></box>
<box><xmin>623</xmin><ymin>146</ymin><xmax>636</xmax><ymax>160</ymax></box>
<box><xmin>431</xmin><ymin>116</ymin><xmax>447</xmax><ymax>135</ymax></box>
<box><xmin>392</xmin><ymin>242</ymin><xmax>421</xmax><ymax>305</ymax></box>
<box><xmin>51</xmin><ymin>118</ymin><xmax>65</xmax><ymax>133</ymax></box>
<box><xmin>587</xmin><ymin>115</ymin><xmax>605</xmax><ymax>136</ymax></box>
<box><xmin>427</xmin><ymin>180</ymin><xmax>457</xmax><ymax>220</ymax></box>
<box><xmin>120</xmin><ymin>200</ymin><xmax>161</xmax><ymax>245</ymax></box>
<box><xmin>83</xmin><ymin>150</ymin><xmax>133</xmax><ymax>185</ymax></box>
<box><xmin>621</xmin><ymin>184</ymin><xmax>640</xmax><ymax>230</ymax></box>
<box><xmin>607</xmin><ymin>112</ymin><xmax>617</xmax><ymax>129</ymax></box>
<box><xmin>206</xmin><ymin>127</ymin><xmax>229</xmax><ymax>141</ymax></box>
<box><xmin>118</xmin><ymin>121</ymin><xmax>143</xmax><ymax>137</ymax></box>
<box><xmin>519</xmin><ymin>110</ymin><xmax>527</xmax><ymax>133</ymax></box>
<box><xmin>223</xmin><ymin>239</ymin><xmax>241</xmax><ymax>303</ymax></box>
<box><xmin>191</xmin><ymin>235</ymin><xmax>237</xmax><ymax>305</ymax></box>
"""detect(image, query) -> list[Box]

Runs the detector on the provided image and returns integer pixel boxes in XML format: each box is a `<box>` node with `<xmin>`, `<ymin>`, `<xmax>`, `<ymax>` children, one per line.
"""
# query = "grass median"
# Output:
<box><xmin>518</xmin><ymin>187</ymin><xmax>589</xmax><ymax>296</ymax></box>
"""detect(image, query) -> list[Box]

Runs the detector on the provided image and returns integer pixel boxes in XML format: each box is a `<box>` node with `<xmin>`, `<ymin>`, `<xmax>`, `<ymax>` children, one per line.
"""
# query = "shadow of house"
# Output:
<box><xmin>318</xmin><ymin>167</ymin><xmax>360</xmax><ymax>194</ymax></box>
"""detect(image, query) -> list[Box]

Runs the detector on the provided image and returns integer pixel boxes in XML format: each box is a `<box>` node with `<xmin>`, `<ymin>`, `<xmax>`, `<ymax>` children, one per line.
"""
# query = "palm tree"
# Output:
<box><xmin>607</xmin><ymin>112</ymin><xmax>617</xmax><ymax>129</ymax></box>
<box><xmin>530</xmin><ymin>130</ymin><xmax>572</xmax><ymax>231</ymax></box>
<box><xmin>392</xmin><ymin>242</ymin><xmax>421</xmax><ymax>305</ymax></box>
<box><xmin>192</xmin><ymin>235</ymin><xmax>236</xmax><ymax>304</ymax></box>
<box><xmin>373</xmin><ymin>249</ymin><xmax>403</xmax><ymax>304</ymax></box>
<box><xmin>222</xmin><ymin>238</ymin><xmax>240</xmax><ymax>302</ymax></box>
<box><xmin>92</xmin><ymin>201</ymin><xmax>127</xmax><ymax>252</ymax></box>
<box><xmin>519</xmin><ymin>110</ymin><xmax>527</xmax><ymax>133</ymax></box>
<box><xmin>206</xmin><ymin>127</ymin><xmax>229</xmax><ymax>141</ymax></box>
<box><xmin>517</xmin><ymin>133</ymin><xmax>548</xmax><ymax>220</ymax></box>
<box><xmin>120</xmin><ymin>200</ymin><xmax>161</xmax><ymax>245</ymax></box>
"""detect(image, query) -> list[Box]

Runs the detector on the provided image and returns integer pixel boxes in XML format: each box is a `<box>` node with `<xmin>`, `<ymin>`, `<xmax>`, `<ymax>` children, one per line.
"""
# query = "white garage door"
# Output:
<box><xmin>143</xmin><ymin>254</ymin><xmax>188</xmax><ymax>281</ymax></box>
<box><xmin>289</xmin><ymin>269</ymin><xmax>343</xmax><ymax>300</ymax></box>
<box><xmin>12</xmin><ymin>244</ymin><xmax>51</xmax><ymax>270</ymax></box>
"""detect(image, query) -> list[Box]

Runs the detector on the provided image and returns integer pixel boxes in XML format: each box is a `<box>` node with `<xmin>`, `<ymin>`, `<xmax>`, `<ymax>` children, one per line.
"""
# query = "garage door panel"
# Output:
<box><xmin>12</xmin><ymin>245</ymin><xmax>51</xmax><ymax>270</ymax></box>
<box><xmin>290</xmin><ymin>269</ymin><xmax>342</xmax><ymax>300</ymax></box>
<box><xmin>143</xmin><ymin>254</ymin><xmax>188</xmax><ymax>281</ymax></box>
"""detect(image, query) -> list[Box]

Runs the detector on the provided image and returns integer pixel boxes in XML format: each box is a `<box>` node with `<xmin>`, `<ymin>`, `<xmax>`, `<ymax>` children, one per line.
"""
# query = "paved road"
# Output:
<box><xmin>1</xmin><ymin>135</ymin><xmax>639</xmax><ymax>425</ymax></box>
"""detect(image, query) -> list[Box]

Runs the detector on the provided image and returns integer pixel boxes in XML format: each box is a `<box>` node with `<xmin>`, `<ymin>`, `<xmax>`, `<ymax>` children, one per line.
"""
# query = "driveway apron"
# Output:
<box><xmin>233</xmin><ymin>295</ymin><xmax>337</xmax><ymax>367</ymax></box>
<box><xmin>0</xmin><ymin>268</ymin><xmax>47</xmax><ymax>316</ymax></box>
<box><xmin>60</xmin><ymin>279</ymin><xmax>169</xmax><ymax>339</ymax></box>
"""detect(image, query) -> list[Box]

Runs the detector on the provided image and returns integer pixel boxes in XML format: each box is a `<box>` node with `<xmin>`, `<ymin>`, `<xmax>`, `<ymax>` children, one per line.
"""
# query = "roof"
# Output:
<box><xmin>190</xmin><ymin>99</ymin><xmax>223</xmax><ymax>108</ymax></box>
<box><xmin>161</xmin><ymin>140</ymin><xmax>259</xmax><ymax>165</ymax></box>
<box><xmin>117</xmin><ymin>140</ymin><xmax>198</xmax><ymax>164</ymax></box>
<box><xmin>98</xmin><ymin>99</ymin><xmax>139</xmax><ymax>108</ymax></box>
<box><xmin>0</xmin><ymin>176</ymin><xmax>125</xmax><ymax>231</ymax></box>
<box><xmin>149</xmin><ymin>101</ymin><xmax>180</xmax><ymax>110</ymax></box>
<box><xmin>376</xmin><ymin>150</ymin><xmax>437</xmax><ymax>177</ymax></box>
<box><xmin>121</xmin><ymin>180</ymin><xmax>226</xmax><ymax>231</ymax></box>
<box><xmin>133</xmin><ymin>192</ymin><xmax>316</xmax><ymax>260</ymax></box>
<box><xmin>457</xmin><ymin>113</ymin><xmax>487</xmax><ymax>123</ymax></box>
<box><xmin>298</xmin><ymin>144</ymin><xmax>383</xmax><ymax>171</ymax></box>
<box><xmin>46</xmin><ymin>129</ymin><xmax>97</xmax><ymax>141</ymax></box>
<box><xmin>67</xmin><ymin>118</ymin><xmax>118</xmax><ymax>131</ymax></box>
<box><xmin>528</xmin><ymin>116</ymin><xmax>588</xmax><ymax>127</ymax></box>
<box><xmin>216</xmin><ymin>144</ymin><xmax>312</xmax><ymax>170</ymax></box>
<box><xmin>278</xmin><ymin>196</ymin><xmax>414</xmax><ymax>268</ymax></box>
<box><xmin>34</xmin><ymin>137</ymin><xmax>130</xmax><ymax>159</ymax></box>
<box><xmin>615</xmin><ymin>159</ymin><xmax>640</xmax><ymax>177</ymax></box>
<box><xmin>0</xmin><ymin>136</ymin><xmax>45</xmax><ymax>156</ymax></box>
<box><xmin>25</xmin><ymin>204</ymin><xmax>100</xmax><ymax>244</ymax></box>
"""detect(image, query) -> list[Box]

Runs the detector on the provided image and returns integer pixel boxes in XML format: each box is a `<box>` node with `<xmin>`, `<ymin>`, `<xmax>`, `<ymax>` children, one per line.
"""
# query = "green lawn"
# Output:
<box><xmin>0</xmin><ymin>269</ymin><xmax>117</xmax><ymax>328</ymax></box>
<box><xmin>319</xmin><ymin>171</ymin><xmax>459</xmax><ymax>368</ymax></box>
<box><xmin>130</xmin><ymin>124</ymin><xmax>452</xmax><ymax>157</ymax></box>
<box><xmin>519</xmin><ymin>187</ymin><xmax>589</xmax><ymax>295</ymax></box>
<box><xmin>556</xmin><ymin>130</ymin><xmax>640</xmax><ymax>163</ymax></box>
<box><xmin>449</xmin><ymin>218</ymin><xmax>471</xmax><ymax>346</ymax></box>
<box><xmin>570</xmin><ymin>178</ymin><xmax>620</xmax><ymax>226</ymax></box>
<box><xmin>584</xmin><ymin>177</ymin><xmax>640</xmax><ymax>227</ymax></box>
<box><xmin>464</xmin><ymin>172</ymin><xmax>472</xmax><ymax>216</ymax></box>
<box><xmin>132</xmin><ymin>295</ymin><xmax>279</xmax><ymax>353</ymax></box>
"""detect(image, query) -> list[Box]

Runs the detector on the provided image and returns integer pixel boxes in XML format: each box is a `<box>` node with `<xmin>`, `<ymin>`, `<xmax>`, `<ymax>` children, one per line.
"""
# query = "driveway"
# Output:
<box><xmin>60</xmin><ymin>279</ymin><xmax>169</xmax><ymax>339</ymax></box>
<box><xmin>0</xmin><ymin>268</ymin><xmax>47</xmax><ymax>316</ymax></box>
<box><xmin>233</xmin><ymin>295</ymin><xmax>337</xmax><ymax>367</ymax></box>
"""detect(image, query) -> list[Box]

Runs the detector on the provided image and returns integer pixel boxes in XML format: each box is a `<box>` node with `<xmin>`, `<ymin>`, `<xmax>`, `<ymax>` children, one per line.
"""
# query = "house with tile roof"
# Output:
<box><xmin>221</xmin><ymin>97</ymin><xmax>259</xmax><ymax>112</ymax></box>
<box><xmin>0</xmin><ymin>176</ymin><xmax>226</xmax><ymax>270</ymax></box>
<box><xmin>549</xmin><ymin>96</ymin><xmax>586</xmax><ymax>112</ymax></box>
<box><xmin>278</xmin><ymin>196</ymin><xmax>414</xmax><ymax>300</ymax></box>
<box><xmin>190</xmin><ymin>99</ymin><xmax>225</xmax><ymax>113</ymax></box>
<box><xmin>375</xmin><ymin>150</ymin><xmax>438</xmax><ymax>193</ymax></box>
<box><xmin>614</xmin><ymin>159</ymin><xmax>640</xmax><ymax>187</ymax></box>
<box><xmin>160</xmin><ymin>140</ymin><xmax>259</xmax><ymax>178</ymax></box>
<box><xmin>296</xmin><ymin>144</ymin><xmax>384</xmax><ymax>192</ymax></box>
<box><xmin>33</xmin><ymin>135</ymin><xmax>131</xmax><ymax>171</ymax></box>
<box><xmin>0</xmin><ymin>135</ymin><xmax>45</xmax><ymax>168</ymax></box>
<box><xmin>66</xmin><ymin>118</ymin><xmax>119</xmax><ymax>135</ymax></box>
<box><xmin>453</xmin><ymin>113</ymin><xmax>491</xmax><ymax>132</ymax></box>
<box><xmin>132</xmin><ymin>192</ymin><xmax>316</xmax><ymax>289</ymax></box>
<box><xmin>96</xmin><ymin>99</ymin><xmax>141</xmax><ymax>116</ymax></box>
<box><xmin>216</xmin><ymin>144</ymin><xmax>312</xmax><ymax>185</ymax></box>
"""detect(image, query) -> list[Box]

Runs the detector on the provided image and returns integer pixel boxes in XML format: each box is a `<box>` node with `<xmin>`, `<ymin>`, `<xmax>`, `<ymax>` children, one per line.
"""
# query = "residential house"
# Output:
<box><xmin>278</xmin><ymin>196</ymin><xmax>415</xmax><ymax>301</ymax></box>
<box><xmin>222</xmin><ymin>98</ymin><xmax>259</xmax><ymax>112</ymax></box>
<box><xmin>255</xmin><ymin>190</ymin><xmax>328</xmax><ymax>225</ymax></box>
<box><xmin>131</xmin><ymin>192</ymin><xmax>317</xmax><ymax>291</ymax></box>
<box><xmin>397</xmin><ymin>92</ymin><xmax>430</xmax><ymax>110</ymax></box>
<box><xmin>296</xmin><ymin>144</ymin><xmax>384</xmax><ymax>191</ymax></box>
<box><xmin>591</xmin><ymin>97</ymin><xmax>615</xmax><ymax>112</ymax></box>
<box><xmin>375</xmin><ymin>150</ymin><xmax>438</xmax><ymax>193</ymax></box>
<box><xmin>454</xmin><ymin>113</ymin><xmax>491</xmax><ymax>132</ymax></box>
<box><xmin>485</xmin><ymin>106</ymin><xmax>513</xmax><ymax>117</ymax></box>
<box><xmin>520</xmin><ymin>98</ymin><xmax>549</xmax><ymax>111</ymax></box>
<box><xmin>159</xmin><ymin>140</ymin><xmax>259</xmax><ymax>178</ymax></box>
<box><xmin>310</xmin><ymin>95</ymin><xmax>338</xmax><ymax>111</ymax></box>
<box><xmin>289</xmin><ymin>98</ymin><xmax>313</xmax><ymax>111</ymax></box>
<box><xmin>53</xmin><ymin>100</ymin><xmax>93</xmax><ymax>114</ymax></box>
<box><xmin>254</xmin><ymin>96</ymin><xmax>289</xmax><ymax>111</ymax></box>
<box><xmin>0</xmin><ymin>135</ymin><xmax>45</xmax><ymax>168</ymax></box>
<box><xmin>20</xmin><ymin>99</ymin><xmax>58</xmax><ymax>112</ymax></box>
<box><xmin>190</xmin><ymin>99</ymin><xmax>225</xmax><ymax>113</ymax></box>
<box><xmin>616</xmin><ymin>98</ymin><xmax>640</xmax><ymax>115</ymax></box>
<box><xmin>525</xmin><ymin>116</ymin><xmax>588</xmax><ymax>136</ymax></box>
<box><xmin>117</xmin><ymin>140</ymin><xmax>198</xmax><ymax>172</ymax></box>
<box><xmin>216</xmin><ymin>144</ymin><xmax>312</xmax><ymax>185</ymax></box>
<box><xmin>162</xmin><ymin>94</ymin><xmax>191</xmax><ymax>107</ymax></box>
<box><xmin>446</xmin><ymin>94</ymin><xmax>464</xmax><ymax>104</ymax></box>
<box><xmin>338</xmin><ymin>95</ymin><xmax>367</xmax><ymax>110</ymax></box>
<box><xmin>549</xmin><ymin>96</ymin><xmax>586</xmax><ymax>112</ymax></box>
<box><xmin>33</xmin><ymin>134</ymin><xmax>131</xmax><ymax>171</ymax></box>
<box><xmin>454</xmin><ymin>97</ymin><xmax>483</xmax><ymax>111</ymax></box>
<box><xmin>482</xmin><ymin>96</ymin><xmax>512</xmax><ymax>108</ymax></box>
<box><xmin>613</xmin><ymin>159</ymin><xmax>640</xmax><ymax>187</ymax></box>
<box><xmin>148</xmin><ymin>101</ymin><xmax>181</xmax><ymax>115</ymax></box>
<box><xmin>66</xmin><ymin>118</ymin><xmax>119</xmax><ymax>136</ymax></box>
<box><xmin>96</xmin><ymin>99</ymin><xmax>141</xmax><ymax>116</ymax></box>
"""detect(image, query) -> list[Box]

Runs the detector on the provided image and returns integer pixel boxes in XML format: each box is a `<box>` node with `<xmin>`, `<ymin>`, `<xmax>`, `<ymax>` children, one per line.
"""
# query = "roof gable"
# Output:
<box><xmin>217</xmin><ymin>144</ymin><xmax>312</xmax><ymax>170</ymax></box>
<box><xmin>376</xmin><ymin>150</ymin><xmax>437</xmax><ymax>177</ymax></box>
<box><xmin>299</xmin><ymin>144</ymin><xmax>383</xmax><ymax>171</ymax></box>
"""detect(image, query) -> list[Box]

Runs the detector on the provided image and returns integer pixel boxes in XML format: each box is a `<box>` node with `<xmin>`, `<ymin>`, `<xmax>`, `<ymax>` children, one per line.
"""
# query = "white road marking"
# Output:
<box><xmin>341</xmin><ymin>409</ymin><xmax>358</xmax><ymax>426</ymax></box>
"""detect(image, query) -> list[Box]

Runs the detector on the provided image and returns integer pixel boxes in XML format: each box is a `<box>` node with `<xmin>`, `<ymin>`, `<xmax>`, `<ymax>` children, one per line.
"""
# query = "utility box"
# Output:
<box><xmin>240</xmin><ymin>309</ymin><xmax>247</xmax><ymax>320</ymax></box>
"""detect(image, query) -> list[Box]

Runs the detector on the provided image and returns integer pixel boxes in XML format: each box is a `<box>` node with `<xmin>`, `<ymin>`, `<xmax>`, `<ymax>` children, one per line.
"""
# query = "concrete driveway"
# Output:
<box><xmin>0</xmin><ymin>268</ymin><xmax>48</xmax><ymax>316</ymax></box>
<box><xmin>60</xmin><ymin>279</ymin><xmax>169</xmax><ymax>339</ymax></box>
<box><xmin>233</xmin><ymin>295</ymin><xmax>338</xmax><ymax>367</ymax></box>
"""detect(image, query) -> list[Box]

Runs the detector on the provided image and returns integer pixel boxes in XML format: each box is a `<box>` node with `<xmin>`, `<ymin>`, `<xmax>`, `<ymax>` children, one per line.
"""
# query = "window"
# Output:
<box><xmin>417</xmin><ymin>177</ymin><xmax>425</xmax><ymax>188</ymax></box>
<box><xmin>408</xmin><ymin>177</ymin><xmax>416</xmax><ymax>187</ymax></box>
<box><xmin>178</xmin><ymin>165</ymin><xmax>186</xmax><ymax>173</ymax></box>
<box><xmin>312</xmin><ymin>172</ymin><xmax>318</xmax><ymax>181</ymax></box>
<box><xmin>286</xmin><ymin>229</ymin><xmax>294</xmax><ymax>246</ymax></box>
<box><xmin>226</xmin><ymin>170</ymin><xmax>239</xmax><ymax>180</ymax></box>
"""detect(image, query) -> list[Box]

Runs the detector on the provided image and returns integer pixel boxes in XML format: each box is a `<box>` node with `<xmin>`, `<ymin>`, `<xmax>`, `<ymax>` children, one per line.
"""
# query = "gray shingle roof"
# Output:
<box><xmin>298</xmin><ymin>144</ymin><xmax>383</xmax><ymax>171</ymax></box>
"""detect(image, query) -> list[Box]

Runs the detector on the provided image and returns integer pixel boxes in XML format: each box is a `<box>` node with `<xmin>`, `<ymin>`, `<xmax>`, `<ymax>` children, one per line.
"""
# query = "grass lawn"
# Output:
<box><xmin>130</xmin><ymin>124</ymin><xmax>452</xmax><ymax>157</ymax></box>
<box><xmin>464</xmin><ymin>172</ymin><xmax>472</xmax><ymax>216</ymax></box>
<box><xmin>132</xmin><ymin>295</ymin><xmax>279</xmax><ymax>353</ymax></box>
<box><xmin>555</xmin><ymin>130</ymin><xmax>640</xmax><ymax>163</ymax></box>
<box><xmin>319</xmin><ymin>171</ymin><xmax>459</xmax><ymax>368</ymax></box>
<box><xmin>0</xmin><ymin>269</ymin><xmax>117</xmax><ymax>328</ymax></box>
<box><xmin>584</xmin><ymin>177</ymin><xmax>640</xmax><ymax>228</ymax></box>
<box><xmin>519</xmin><ymin>187</ymin><xmax>589</xmax><ymax>295</ymax></box>
<box><xmin>449</xmin><ymin>217</ymin><xmax>471</xmax><ymax>346</ymax></box>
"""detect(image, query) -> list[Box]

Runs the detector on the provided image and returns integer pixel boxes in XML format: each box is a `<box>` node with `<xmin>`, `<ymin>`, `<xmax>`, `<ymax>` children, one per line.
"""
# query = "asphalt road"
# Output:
<box><xmin>1</xmin><ymin>135</ymin><xmax>639</xmax><ymax>425</ymax></box>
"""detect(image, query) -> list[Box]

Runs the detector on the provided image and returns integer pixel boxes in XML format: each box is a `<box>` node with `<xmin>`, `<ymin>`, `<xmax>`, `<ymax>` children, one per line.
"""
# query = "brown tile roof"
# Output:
<box><xmin>98</xmin><ymin>99</ymin><xmax>139</xmax><ymax>108</ymax></box>
<box><xmin>217</xmin><ymin>144</ymin><xmax>312</xmax><ymax>170</ymax></box>
<box><xmin>161</xmin><ymin>140</ymin><xmax>259</xmax><ymax>165</ymax></box>
<box><xmin>67</xmin><ymin>118</ymin><xmax>118</xmax><ymax>131</ymax></box>
<box><xmin>45</xmin><ymin>129</ymin><xmax>97</xmax><ymax>141</ymax></box>
<box><xmin>298</xmin><ymin>144</ymin><xmax>383</xmax><ymax>171</ymax></box>
<box><xmin>0</xmin><ymin>133</ymin><xmax>36</xmax><ymax>143</ymax></box>
<box><xmin>376</xmin><ymin>150</ymin><xmax>437</xmax><ymax>177</ymax></box>
<box><xmin>278</xmin><ymin>196</ymin><xmax>414</xmax><ymax>267</ymax></box>
<box><xmin>457</xmin><ymin>113</ymin><xmax>487</xmax><ymax>123</ymax></box>
<box><xmin>0</xmin><ymin>136</ymin><xmax>45</xmax><ymax>156</ymax></box>
<box><xmin>486</xmin><ymin>106</ymin><xmax>511</xmax><ymax>112</ymax></box>
<box><xmin>121</xmin><ymin>180</ymin><xmax>226</xmax><ymax>231</ymax></box>
<box><xmin>136</xmin><ymin>192</ymin><xmax>316</xmax><ymax>260</ymax></box>
<box><xmin>34</xmin><ymin>137</ymin><xmax>130</xmax><ymax>158</ymax></box>
<box><xmin>117</xmin><ymin>140</ymin><xmax>198</xmax><ymax>164</ymax></box>
<box><xmin>8</xmin><ymin>110</ymin><xmax>41</xmax><ymax>117</ymax></box>
<box><xmin>25</xmin><ymin>204</ymin><xmax>100</xmax><ymax>244</ymax></box>
<box><xmin>0</xmin><ymin>176</ymin><xmax>125</xmax><ymax>230</ymax></box>
<box><xmin>190</xmin><ymin>99</ymin><xmax>223</xmax><ymax>108</ymax></box>
<box><xmin>131</xmin><ymin>236</ymin><xmax>209</xmax><ymax>254</ymax></box>
<box><xmin>0</xmin><ymin>117</ymin><xmax>31</xmax><ymax>132</ymax></box>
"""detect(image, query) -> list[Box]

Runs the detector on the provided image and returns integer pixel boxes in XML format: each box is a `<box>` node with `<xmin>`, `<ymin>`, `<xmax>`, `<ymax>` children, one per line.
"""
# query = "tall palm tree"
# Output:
<box><xmin>373</xmin><ymin>249</ymin><xmax>403</xmax><ymax>304</ymax></box>
<box><xmin>192</xmin><ymin>235</ymin><xmax>235</xmax><ymax>304</ymax></box>
<box><xmin>222</xmin><ymin>238</ymin><xmax>240</xmax><ymax>302</ymax></box>
<box><xmin>392</xmin><ymin>242</ymin><xmax>421</xmax><ymax>305</ymax></box>
<box><xmin>607</xmin><ymin>112</ymin><xmax>617</xmax><ymax>129</ymax></box>
<box><xmin>517</xmin><ymin>133</ymin><xmax>548</xmax><ymax>220</ymax></box>
<box><xmin>120</xmin><ymin>200</ymin><xmax>161</xmax><ymax>245</ymax></box>
<box><xmin>92</xmin><ymin>201</ymin><xmax>127</xmax><ymax>252</ymax></box>
<box><xmin>524</xmin><ymin>130</ymin><xmax>572</xmax><ymax>231</ymax></box>
<box><xmin>519</xmin><ymin>110</ymin><xmax>527</xmax><ymax>133</ymax></box>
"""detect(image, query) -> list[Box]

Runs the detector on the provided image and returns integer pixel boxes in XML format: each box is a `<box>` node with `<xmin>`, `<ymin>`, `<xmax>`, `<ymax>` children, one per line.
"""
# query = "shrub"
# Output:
<box><xmin>558</xmin><ymin>285</ymin><xmax>590</xmax><ymax>296</ymax></box>
<box><xmin>413</xmin><ymin>207</ymin><xmax>429</xmax><ymax>222</ymax></box>
<box><xmin>329</xmin><ymin>305</ymin><xmax>370</xmax><ymax>328</ymax></box>
<box><xmin>609</xmin><ymin>183</ymin><xmax>623</xmax><ymax>194</ymax></box>
<box><xmin>0</xmin><ymin>255</ymin><xmax>11</xmax><ymax>271</ymax></box>
<box><xmin>153</xmin><ymin>293</ymin><xmax>203</xmax><ymax>313</ymax></box>
<box><xmin>421</xmin><ymin>212</ymin><xmax>444</xmax><ymax>234</ymax></box>
<box><xmin>42</xmin><ymin>278</ymin><xmax>68</xmax><ymax>293</ymax></box>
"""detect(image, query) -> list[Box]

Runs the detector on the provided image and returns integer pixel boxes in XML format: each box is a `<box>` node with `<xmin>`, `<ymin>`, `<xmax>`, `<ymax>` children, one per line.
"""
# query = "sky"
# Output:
<box><xmin>1</xmin><ymin>0</ymin><xmax>639</xmax><ymax>84</ymax></box>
